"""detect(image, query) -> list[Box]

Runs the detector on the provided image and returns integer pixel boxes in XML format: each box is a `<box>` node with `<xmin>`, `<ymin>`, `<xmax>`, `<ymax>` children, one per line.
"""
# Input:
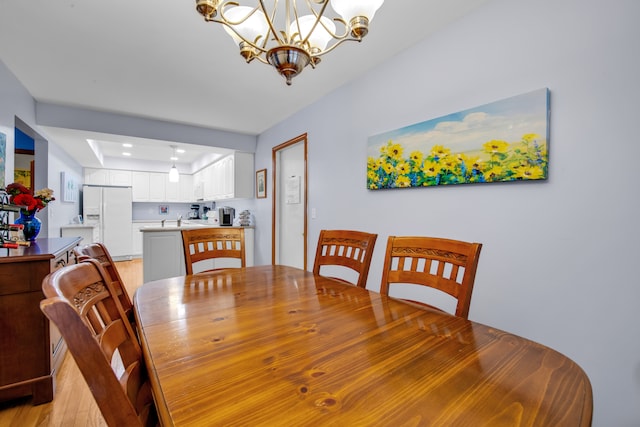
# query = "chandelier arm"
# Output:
<box><xmin>292</xmin><ymin>0</ymin><xmax>334</xmax><ymax>47</ymax></box>
<box><xmin>259</xmin><ymin>0</ymin><xmax>285</xmax><ymax>45</ymax></box>
<box><xmin>312</xmin><ymin>36</ymin><xmax>361</xmax><ymax>57</ymax></box>
<box><xmin>300</xmin><ymin>0</ymin><xmax>350</xmax><ymax>41</ymax></box>
<box><xmin>214</xmin><ymin>1</ymin><xmax>273</xmax><ymax>54</ymax></box>
<box><xmin>207</xmin><ymin>17</ymin><xmax>269</xmax><ymax>54</ymax></box>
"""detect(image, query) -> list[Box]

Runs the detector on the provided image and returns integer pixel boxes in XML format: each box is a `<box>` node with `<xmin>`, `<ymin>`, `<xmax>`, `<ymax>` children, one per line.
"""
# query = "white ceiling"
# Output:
<box><xmin>0</xmin><ymin>0</ymin><xmax>490</xmax><ymax>169</ymax></box>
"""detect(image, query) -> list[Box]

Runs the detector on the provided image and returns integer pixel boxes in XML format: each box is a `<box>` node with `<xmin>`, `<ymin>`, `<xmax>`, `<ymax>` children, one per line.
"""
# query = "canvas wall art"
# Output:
<box><xmin>367</xmin><ymin>88</ymin><xmax>550</xmax><ymax>190</ymax></box>
<box><xmin>61</xmin><ymin>171</ymin><xmax>79</xmax><ymax>202</ymax></box>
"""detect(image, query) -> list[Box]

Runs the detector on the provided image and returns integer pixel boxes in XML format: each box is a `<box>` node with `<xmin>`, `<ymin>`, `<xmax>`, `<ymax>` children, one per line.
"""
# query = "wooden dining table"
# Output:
<box><xmin>133</xmin><ymin>265</ymin><xmax>592</xmax><ymax>426</ymax></box>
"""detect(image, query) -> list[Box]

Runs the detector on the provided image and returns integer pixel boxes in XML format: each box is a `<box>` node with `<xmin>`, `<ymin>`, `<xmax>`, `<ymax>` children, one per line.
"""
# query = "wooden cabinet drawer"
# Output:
<box><xmin>51</xmin><ymin>249</ymin><xmax>76</xmax><ymax>271</ymax></box>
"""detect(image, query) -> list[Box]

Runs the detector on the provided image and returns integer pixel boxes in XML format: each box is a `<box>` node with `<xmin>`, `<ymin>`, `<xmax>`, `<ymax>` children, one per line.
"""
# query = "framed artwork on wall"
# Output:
<box><xmin>60</xmin><ymin>171</ymin><xmax>78</xmax><ymax>202</ymax></box>
<box><xmin>367</xmin><ymin>88</ymin><xmax>550</xmax><ymax>190</ymax></box>
<box><xmin>256</xmin><ymin>168</ymin><xmax>267</xmax><ymax>198</ymax></box>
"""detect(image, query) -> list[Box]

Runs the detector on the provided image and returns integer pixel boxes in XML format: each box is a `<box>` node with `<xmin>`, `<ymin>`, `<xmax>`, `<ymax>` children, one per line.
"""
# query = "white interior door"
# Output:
<box><xmin>273</xmin><ymin>135</ymin><xmax>307</xmax><ymax>269</ymax></box>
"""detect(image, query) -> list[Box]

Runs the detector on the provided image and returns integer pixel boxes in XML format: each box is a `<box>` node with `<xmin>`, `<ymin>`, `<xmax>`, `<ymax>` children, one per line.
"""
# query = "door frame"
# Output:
<box><xmin>271</xmin><ymin>133</ymin><xmax>308</xmax><ymax>268</ymax></box>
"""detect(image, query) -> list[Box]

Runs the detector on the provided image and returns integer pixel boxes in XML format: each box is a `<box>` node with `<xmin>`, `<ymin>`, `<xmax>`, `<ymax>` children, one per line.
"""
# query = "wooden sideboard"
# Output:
<box><xmin>0</xmin><ymin>237</ymin><xmax>81</xmax><ymax>404</ymax></box>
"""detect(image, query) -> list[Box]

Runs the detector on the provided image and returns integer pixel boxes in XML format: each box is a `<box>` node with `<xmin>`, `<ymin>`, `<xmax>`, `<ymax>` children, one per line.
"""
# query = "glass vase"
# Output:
<box><xmin>15</xmin><ymin>210</ymin><xmax>42</xmax><ymax>241</ymax></box>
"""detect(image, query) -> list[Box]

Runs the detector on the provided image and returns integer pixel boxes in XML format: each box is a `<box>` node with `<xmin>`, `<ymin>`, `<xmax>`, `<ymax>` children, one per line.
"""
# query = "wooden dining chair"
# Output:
<box><xmin>313</xmin><ymin>229</ymin><xmax>378</xmax><ymax>288</ymax></box>
<box><xmin>379</xmin><ymin>236</ymin><xmax>482</xmax><ymax>319</ymax></box>
<box><xmin>182</xmin><ymin>227</ymin><xmax>246</xmax><ymax>274</ymax></box>
<box><xmin>40</xmin><ymin>259</ymin><xmax>157</xmax><ymax>427</ymax></box>
<box><xmin>74</xmin><ymin>242</ymin><xmax>134</xmax><ymax>323</ymax></box>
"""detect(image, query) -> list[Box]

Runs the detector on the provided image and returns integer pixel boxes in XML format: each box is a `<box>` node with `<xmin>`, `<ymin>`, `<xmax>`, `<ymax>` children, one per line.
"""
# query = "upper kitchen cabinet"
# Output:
<box><xmin>132</xmin><ymin>172</ymin><xmax>165</xmax><ymax>202</ymax></box>
<box><xmin>148</xmin><ymin>173</ymin><xmax>166</xmax><ymax>201</ymax></box>
<box><xmin>165</xmin><ymin>173</ymin><xmax>194</xmax><ymax>203</ymax></box>
<box><xmin>200</xmin><ymin>152</ymin><xmax>253</xmax><ymax>201</ymax></box>
<box><xmin>133</xmin><ymin>171</ymin><xmax>194</xmax><ymax>202</ymax></box>
<box><xmin>84</xmin><ymin>168</ymin><xmax>132</xmax><ymax>186</ymax></box>
<box><xmin>132</xmin><ymin>171</ymin><xmax>150</xmax><ymax>200</ymax></box>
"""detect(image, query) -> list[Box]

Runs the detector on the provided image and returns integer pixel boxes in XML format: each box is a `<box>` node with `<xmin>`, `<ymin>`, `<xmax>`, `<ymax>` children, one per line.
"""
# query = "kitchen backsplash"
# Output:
<box><xmin>132</xmin><ymin>201</ymin><xmax>253</xmax><ymax>222</ymax></box>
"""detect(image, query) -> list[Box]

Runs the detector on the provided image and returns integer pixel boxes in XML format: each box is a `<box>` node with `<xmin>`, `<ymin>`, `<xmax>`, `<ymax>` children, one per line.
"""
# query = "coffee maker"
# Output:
<box><xmin>219</xmin><ymin>207</ymin><xmax>235</xmax><ymax>226</ymax></box>
<box><xmin>188</xmin><ymin>204</ymin><xmax>200</xmax><ymax>220</ymax></box>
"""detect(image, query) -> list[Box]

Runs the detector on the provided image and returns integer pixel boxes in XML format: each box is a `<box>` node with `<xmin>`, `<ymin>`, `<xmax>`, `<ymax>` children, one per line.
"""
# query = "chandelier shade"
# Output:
<box><xmin>195</xmin><ymin>0</ymin><xmax>385</xmax><ymax>85</ymax></box>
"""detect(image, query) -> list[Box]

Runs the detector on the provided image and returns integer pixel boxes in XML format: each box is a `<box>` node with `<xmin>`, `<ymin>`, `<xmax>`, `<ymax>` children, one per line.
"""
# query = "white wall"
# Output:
<box><xmin>1</xmin><ymin>61</ymin><xmax>83</xmax><ymax>235</ymax></box>
<box><xmin>0</xmin><ymin>58</ymin><xmax>34</xmax><ymax>184</ymax></box>
<box><xmin>255</xmin><ymin>0</ymin><xmax>640</xmax><ymax>425</ymax></box>
<box><xmin>45</xmin><ymin>138</ymin><xmax>83</xmax><ymax>229</ymax></box>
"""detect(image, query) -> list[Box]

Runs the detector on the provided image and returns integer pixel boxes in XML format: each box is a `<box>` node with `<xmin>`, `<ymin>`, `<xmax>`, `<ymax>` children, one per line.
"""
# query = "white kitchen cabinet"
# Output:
<box><xmin>227</xmin><ymin>152</ymin><xmax>253</xmax><ymax>199</ymax></box>
<box><xmin>220</xmin><ymin>155</ymin><xmax>234</xmax><ymax>199</ymax></box>
<box><xmin>202</xmin><ymin>162</ymin><xmax>216</xmax><ymax>201</ymax></box>
<box><xmin>132</xmin><ymin>171</ymin><xmax>150</xmax><ymax>201</ymax></box>
<box><xmin>165</xmin><ymin>176</ymin><xmax>179</xmax><ymax>202</ymax></box>
<box><xmin>84</xmin><ymin>168</ymin><xmax>132</xmax><ymax>186</ymax></box>
<box><xmin>84</xmin><ymin>168</ymin><xmax>109</xmax><ymax>185</ymax></box>
<box><xmin>135</xmin><ymin>171</ymin><xmax>194</xmax><ymax>203</ymax></box>
<box><xmin>132</xmin><ymin>172</ymin><xmax>166</xmax><ymax>202</ymax></box>
<box><xmin>198</xmin><ymin>152</ymin><xmax>253</xmax><ymax>201</ymax></box>
<box><xmin>193</xmin><ymin>170</ymin><xmax>204</xmax><ymax>201</ymax></box>
<box><xmin>166</xmin><ymin>172</ymin><xmax>194</xmax><ymax>202</ymax></box>
<box><xmin>132</xmin><ymin>222</ymin><xmax>157</xmax><ymax>256</ymax></box>
<box><xmin>109</xmin><ymin>170</ymin><xmax>132</xmax><ymax>186</ymax></box>
<box><xmin>179</xmin><ymin>174</ymin><xmax>194</xmax><ymax>202</ymax></box>
<box><xmin>148</xmin><ymin>173</ymin><xmax>166</xmax><ymax>201</ymax></box>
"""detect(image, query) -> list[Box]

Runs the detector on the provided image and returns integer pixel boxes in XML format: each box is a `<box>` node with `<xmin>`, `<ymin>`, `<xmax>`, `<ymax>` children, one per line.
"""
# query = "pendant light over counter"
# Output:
<box><xmin>169</xmin><ymin>145</ymin><xmax>180</xmax><ymax>182</ymax></box>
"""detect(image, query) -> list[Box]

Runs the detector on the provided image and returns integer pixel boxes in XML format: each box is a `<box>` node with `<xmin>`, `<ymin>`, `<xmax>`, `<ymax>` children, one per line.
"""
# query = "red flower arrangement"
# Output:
<box><xmin>6</xmin><ymin>182</ymin><xmax>55</xmax><ymax>215</ymax></box>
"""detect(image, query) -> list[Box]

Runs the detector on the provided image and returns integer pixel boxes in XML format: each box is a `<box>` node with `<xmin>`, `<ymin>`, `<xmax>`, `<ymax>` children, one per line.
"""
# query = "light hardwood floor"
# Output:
<box><xmin>0</xmin><ymin>258</ymin><xmax>144</xmax><ymax>427</ymax></box>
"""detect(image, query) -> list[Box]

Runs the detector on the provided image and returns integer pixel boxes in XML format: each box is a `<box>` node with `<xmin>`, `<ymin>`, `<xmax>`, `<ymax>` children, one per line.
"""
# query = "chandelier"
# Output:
<box><xmin>195</xmin><ymin>0</ymin><xmax>385</xmax><ymax>85</ymax></box>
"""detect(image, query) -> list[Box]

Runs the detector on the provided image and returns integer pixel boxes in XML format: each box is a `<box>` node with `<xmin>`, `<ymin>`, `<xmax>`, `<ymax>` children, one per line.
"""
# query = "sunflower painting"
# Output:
<box><xmin>367</xmin><ymin>88</ymin><xmax>549</xmax><ymax>190</ymax></box>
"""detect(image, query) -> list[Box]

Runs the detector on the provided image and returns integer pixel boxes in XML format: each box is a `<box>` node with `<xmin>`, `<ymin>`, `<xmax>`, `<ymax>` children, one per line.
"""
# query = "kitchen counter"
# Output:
<box><xmin>60</xmin><ymin>224</ymin><xmax>98</xmax><ymax>246</ymax></box>
<box><xmin>141</xmin><ymin>225</ymin><xmax>254</xmax><ymax>282</ymax></box>
<box><xmin>140</xmin><ymin>223</ymin><xmax>252</xmax><ymax>231</ymax></box>
<box><xmin>140</xmin><ymin>220</ymin><xmax>253</xmax><ymax>232</ymax></box>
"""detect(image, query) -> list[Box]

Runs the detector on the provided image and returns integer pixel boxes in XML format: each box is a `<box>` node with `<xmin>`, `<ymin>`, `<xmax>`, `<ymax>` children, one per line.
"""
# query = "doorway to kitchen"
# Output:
<box><xmin>272</xmin><ymin>134</ymin><xmax>307</xmax><ymax>269</ymax></box>
<box><xmin>14</xmin><ymin>117</ymin><xmax>49</xmax><ymax>237</ymax></box>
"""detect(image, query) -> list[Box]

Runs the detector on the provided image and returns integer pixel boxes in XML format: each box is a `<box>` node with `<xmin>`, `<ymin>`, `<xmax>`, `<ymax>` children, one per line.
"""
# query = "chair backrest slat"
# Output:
<box><xmin>74</xmin><ymin>243</ymin><xmax>133</xmax><ymax>322</ymax></box>
<box><xmin>380</xmin><ymin>236</ymin><xmax>482</xmax><ymax>319</ymax></box>
<box><xmin>313</xmin><ymin>230</ymin><xmax>378</xmax><ymax>288</ymax></box>
<box><xmin>182</xmin><ymin>228</ymin><xmax>246</xmax><ymax>274</ymax></box>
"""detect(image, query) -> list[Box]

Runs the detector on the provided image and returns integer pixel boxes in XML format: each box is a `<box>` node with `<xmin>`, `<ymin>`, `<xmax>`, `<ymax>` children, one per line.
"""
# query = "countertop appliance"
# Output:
<box><xmin>219</xmin><ymin>207</ymin><xmax>235</xmax><ymax>226</ymax></box>
<box><xmin>82</xmin><ymin>185</ymin><xmax>133</xmax><ymax>260</ymax></box>
<box><xmin>188</xmin><ymin>204</ymin><xmax>200</xmax><ymax>219</ymax></box>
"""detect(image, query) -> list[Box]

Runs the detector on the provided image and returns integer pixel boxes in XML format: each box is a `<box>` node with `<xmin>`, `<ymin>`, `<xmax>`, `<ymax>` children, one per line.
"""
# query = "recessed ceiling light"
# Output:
<box><xmin>123</xmin><ymin>152</ymin><xmax>131</xmax><ymax>156</ymax></box>
<box><xmin>123</xmin><ymin>143</ymin><xmax>133</xmax><ymax>148</ymax></box>
<box><xmin>170</xmin><ymin>156</ymin><xmax>178</xmax><ymax>161</ymax></box>
<box><xmin>176</xmin><ymin>148</ymin><xmax>185</xmax><ymax>154</ymax></box>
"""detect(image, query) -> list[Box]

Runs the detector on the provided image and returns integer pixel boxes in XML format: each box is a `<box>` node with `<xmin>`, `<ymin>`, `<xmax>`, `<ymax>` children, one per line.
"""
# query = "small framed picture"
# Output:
<box><xmin>159</xmin><ymin>205</ymin><xmax>169</xmax><ymax>215</ymax></box>
<box><xmin>60</xmin><ymin>171</ymin><xmax>78</xmax><ymax>203</ymax></box>
<box><xmin>256</xmin><ymin>168</ymin><xmax>267</xmax><ymax>199</ymax></box>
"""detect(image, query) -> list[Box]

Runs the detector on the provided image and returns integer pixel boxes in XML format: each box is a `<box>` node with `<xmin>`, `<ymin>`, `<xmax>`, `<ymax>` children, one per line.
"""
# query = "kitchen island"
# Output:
<box><xmin>141</xmin><ymin>224</ymin><xmax>254</xmax><ymax>282</ymax></box>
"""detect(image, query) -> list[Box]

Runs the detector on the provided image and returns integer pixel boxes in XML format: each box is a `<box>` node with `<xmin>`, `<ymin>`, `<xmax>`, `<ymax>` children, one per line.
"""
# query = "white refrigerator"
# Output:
<box><xmin>82</xmin><ymin>185</ymin><xmax>133</xmax><ymax>260</ymax></box>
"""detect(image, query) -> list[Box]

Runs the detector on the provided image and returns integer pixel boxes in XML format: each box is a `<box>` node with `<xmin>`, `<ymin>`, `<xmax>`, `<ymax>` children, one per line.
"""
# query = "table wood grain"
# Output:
<box><xmin>134</xmin><ymin>265</ymin><xmax>592</xmax><ymax>426</ymax></box>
